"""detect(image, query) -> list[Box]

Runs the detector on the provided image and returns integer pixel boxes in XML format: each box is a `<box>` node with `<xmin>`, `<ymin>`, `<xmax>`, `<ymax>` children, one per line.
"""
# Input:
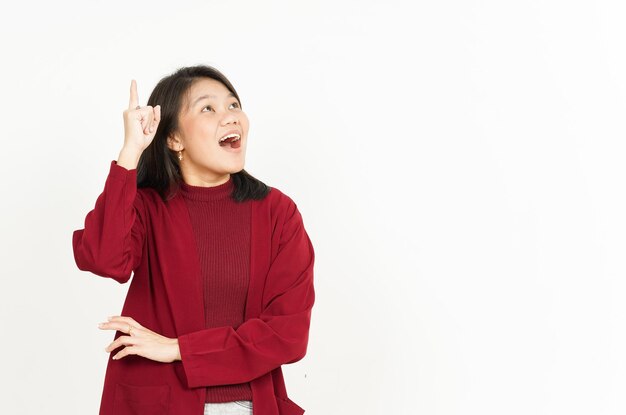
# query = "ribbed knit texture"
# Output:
<box><xmin>179</xmin><ymin>175</ymin><xmax>253</xmax><ymax>403</ymax></box>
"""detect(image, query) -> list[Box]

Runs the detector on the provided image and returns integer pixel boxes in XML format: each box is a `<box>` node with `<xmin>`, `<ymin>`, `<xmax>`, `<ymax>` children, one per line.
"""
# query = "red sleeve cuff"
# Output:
<box><xmin>109</xmin><ymin>160</ymin><xmax>137</xmax><ymax>182</ymax></box>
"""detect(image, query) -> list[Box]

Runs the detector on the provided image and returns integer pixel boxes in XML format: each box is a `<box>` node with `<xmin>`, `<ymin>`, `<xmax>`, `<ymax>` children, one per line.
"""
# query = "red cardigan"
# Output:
<box><xmin>72</xmin><ymin>160</ymin><xmax>315</xmax><ymax>415</ymax></box>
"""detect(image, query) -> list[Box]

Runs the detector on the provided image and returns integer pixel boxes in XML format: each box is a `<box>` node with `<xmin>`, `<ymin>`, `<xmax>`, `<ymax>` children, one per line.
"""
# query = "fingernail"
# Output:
<box><xmin>107</xmin><ymin>316</ymin><xmax>113</xmax><ymax>320</ymax></box>
<box><xmin>98</xmin><ymin>323</ymin><xmax>104</xmax><ymax>328</ymax></box>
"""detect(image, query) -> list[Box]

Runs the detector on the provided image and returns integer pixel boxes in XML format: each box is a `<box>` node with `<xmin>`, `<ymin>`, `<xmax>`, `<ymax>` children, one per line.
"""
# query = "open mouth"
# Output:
<box><xmin>218</xmin><ymin>133</ymin><xmax>241</xmax><ymax>149</ymax></box>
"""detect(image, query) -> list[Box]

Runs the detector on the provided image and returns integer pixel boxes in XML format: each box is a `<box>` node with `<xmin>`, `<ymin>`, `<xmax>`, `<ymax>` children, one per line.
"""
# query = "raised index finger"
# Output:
<box><xmin>128</xmin><ymin>79</ymin><xmax>139</xmax><ymax>110</ymax></box>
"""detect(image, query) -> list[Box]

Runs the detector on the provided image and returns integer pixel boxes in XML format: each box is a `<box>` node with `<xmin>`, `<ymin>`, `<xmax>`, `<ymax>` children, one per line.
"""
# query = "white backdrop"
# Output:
<box><xmin>0</xmin><ymin>0</ymin><xmax>625</xmax><ymax>414</ymax></box>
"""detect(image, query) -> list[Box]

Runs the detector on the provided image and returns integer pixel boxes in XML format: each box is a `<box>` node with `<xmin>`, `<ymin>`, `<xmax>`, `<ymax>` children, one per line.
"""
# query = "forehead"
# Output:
<box><xmin>188</xmin><ymin>78</ymin><xmax>232</xmax><ymax>100</ymax></box>
<box><xmin>184</xmin><ymin>78</ymin><xmax>237</xmax><ymax>114</ymax></box>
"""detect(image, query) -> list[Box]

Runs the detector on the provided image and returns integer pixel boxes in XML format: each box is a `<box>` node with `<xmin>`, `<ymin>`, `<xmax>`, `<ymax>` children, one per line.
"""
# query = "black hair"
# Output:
<box><xmin>136</xmin><ymin>64</ymin><xmax>271</xmax><ymax>203</ymax></box>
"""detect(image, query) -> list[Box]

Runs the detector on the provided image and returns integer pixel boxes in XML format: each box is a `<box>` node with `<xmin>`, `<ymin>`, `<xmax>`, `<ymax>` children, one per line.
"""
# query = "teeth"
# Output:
<box><xmin>219</xmin><ymin>133</ymin><xmax>240</xmax><ymax>142</ymax></box>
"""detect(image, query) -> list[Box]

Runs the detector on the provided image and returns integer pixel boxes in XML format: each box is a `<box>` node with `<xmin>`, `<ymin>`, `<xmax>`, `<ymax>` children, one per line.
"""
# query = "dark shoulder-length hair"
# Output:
<box><xmin>137</xmin><ymin>64</ymin><xmax>271</xmax><ymax>203</ymax></box>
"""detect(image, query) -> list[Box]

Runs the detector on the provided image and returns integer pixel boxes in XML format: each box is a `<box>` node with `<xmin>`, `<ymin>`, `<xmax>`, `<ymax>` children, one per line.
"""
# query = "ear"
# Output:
<box><xmin>167</xmin><ymin>133</ymin><xmax>183</xmax><ymax>152</ymax></box>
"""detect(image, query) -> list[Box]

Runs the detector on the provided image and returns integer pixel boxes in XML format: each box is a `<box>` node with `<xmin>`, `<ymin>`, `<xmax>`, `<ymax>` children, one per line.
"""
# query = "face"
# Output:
<box><xmin>168</xmin><ymin>78</ymin><xmax>249</xmax><ymax>186</ymax></box>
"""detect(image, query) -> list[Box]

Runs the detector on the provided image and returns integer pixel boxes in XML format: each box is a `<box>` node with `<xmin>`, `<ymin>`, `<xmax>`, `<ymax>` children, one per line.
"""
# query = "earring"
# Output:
<box><xmin>178</xmin><ymin>150</ymin><xmax>183</xmax><ymax>161</ymax></box>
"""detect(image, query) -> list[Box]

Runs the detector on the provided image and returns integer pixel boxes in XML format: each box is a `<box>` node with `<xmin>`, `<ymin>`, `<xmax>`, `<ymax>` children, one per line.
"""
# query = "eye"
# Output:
<box><xmin>202</xmin><ymin>102</ymin><xmax>240</xmax><ymax>112</ymax></box>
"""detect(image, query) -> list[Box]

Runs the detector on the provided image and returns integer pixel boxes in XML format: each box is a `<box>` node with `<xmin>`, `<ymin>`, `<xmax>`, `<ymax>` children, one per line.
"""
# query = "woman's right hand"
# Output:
<box><xmin>122</xmin><ymin>79</ymin><xmax>161</xmax><ymax>153</ymax></box>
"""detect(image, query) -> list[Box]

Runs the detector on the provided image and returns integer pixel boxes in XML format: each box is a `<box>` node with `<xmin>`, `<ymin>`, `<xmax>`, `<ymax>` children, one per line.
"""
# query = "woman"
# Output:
<box><xmin>72</xmin><ymin>65</ymin><xmax>315</xmax><ymax>415</ymax></box>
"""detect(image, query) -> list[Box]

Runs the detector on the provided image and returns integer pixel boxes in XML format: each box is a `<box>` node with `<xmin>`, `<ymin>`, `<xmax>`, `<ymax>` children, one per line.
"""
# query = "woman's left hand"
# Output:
<box><xmin>98</xmin><ymin>316</ymin><xmax>181</xmax><ymax>363</ymax></box>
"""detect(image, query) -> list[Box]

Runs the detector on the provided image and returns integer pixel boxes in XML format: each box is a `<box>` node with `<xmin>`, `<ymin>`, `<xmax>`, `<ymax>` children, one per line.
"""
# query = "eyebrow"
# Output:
<box><xmin>192</xmin><ymin>92</ymin><xmax>238</xmax><ymax>107</ymax></box>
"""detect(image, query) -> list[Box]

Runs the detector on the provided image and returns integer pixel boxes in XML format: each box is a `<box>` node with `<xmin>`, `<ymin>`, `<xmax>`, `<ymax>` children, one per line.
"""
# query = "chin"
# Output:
<box><xmin>227</xmin><ymin>163</ymin><xmax>245</xmax><ymax>174</ymax></box>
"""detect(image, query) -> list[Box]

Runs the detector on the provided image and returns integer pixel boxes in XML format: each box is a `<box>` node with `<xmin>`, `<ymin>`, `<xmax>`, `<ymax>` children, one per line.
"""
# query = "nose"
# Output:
<box><xmin>220</xmin><ymin>112</ymin><xmax>239</xmax><ymax>126</ymax></box>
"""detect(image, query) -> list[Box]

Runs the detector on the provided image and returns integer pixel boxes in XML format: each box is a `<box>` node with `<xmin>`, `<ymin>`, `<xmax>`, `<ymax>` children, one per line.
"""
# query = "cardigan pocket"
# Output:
<box><xmin>112</xmin><ymin>382</ymin><xmax>171</xmax><ymax>415</ymax></box>
<box><xmin>275</xmin><ymin>395</ymin><xmax>305</xmax><ymax>415</ymax></box>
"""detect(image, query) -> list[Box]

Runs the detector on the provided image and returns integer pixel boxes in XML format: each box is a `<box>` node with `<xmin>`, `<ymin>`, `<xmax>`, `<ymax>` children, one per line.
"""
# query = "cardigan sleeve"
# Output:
<box><xmin>176</xmin><ymin>197</ymin><xmax>315</xmax><ymax>388</ymax></box>
<box><xmin>72</xmin><ymin>160</ymin><xmax>146</xmax><ymax>284</ymax></box>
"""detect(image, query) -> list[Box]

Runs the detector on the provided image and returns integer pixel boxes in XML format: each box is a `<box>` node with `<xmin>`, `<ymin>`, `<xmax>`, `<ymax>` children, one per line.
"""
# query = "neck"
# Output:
<box><xmin>178</xmin><ymin>175</ymin><xmax>234</xmax><ymax>202</ymax></box>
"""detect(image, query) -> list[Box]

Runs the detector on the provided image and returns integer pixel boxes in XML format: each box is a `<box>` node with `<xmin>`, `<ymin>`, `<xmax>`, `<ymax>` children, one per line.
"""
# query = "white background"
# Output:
<box><xmin>0</xmin><ymin>0</ymin><xmax>625</xmax><ymax>414</ymax></box>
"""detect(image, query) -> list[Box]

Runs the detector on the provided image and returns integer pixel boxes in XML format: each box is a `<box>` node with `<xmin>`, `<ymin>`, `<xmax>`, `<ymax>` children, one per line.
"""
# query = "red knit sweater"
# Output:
<box><xmin>178</xmin><ymin>176</ymin><xmax>254</xmax><ymax>403</ymax></box>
